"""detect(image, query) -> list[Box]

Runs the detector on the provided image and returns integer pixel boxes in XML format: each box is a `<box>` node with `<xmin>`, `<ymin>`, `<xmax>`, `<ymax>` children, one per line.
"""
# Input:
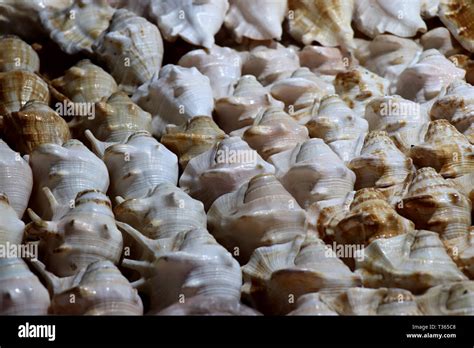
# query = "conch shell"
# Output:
<box><xmin>150</xmin><ymin>0</ymin><xmax>229</xmax><ymax>48</ymax></box>
<box><xmin>0</xmin><ymin>35</ymin><xmax>39</xmax><ymax>73</ymax></box>
<box><xmin>224</xmin><ymin>0</ymin><xmax>286</xmax><ymax>42</ymax></box>
<box><xmin>306</xmin><ymin>94</ymin><xmax>368</xmax><ymax>163</ymax></box>
<box><xmin>179</xmin><ymin>136</ymin><xmax>275</xmax><ymax>210</ymax></box>
<box><xmin>238</xmin><ymin>106</ymin><xmax>309</xmax><ymax>161</ymax></box>
<box><xmin>270</xmin><ymin>138</ymin><xmax>355</xmax><ymax>209</ymax></box>
<box><xmin>0</xmin><ymin>194</ymin><xmax>25</xmax><ymax>245</ymax></box>
<box><xmin>355</xmin><ymin>230</ymin><xmax>467</xmax><ymax>293</ymax></box>
<box><xmin>0</xmin><ymin>140</ymin><xmax>32</xmax><ymax>218</ymax></box>
<box><xmin>132</xmin><ymin>65</ymin><xmax>214</xmax><ymax>137</ymax></box>
<box><xmin>417</xmin><ymin>281</ymin><xmax>474</xmax><ymax>315</ymax></box>
<box><xmin>26</xmin><ymin>189</ymin><xmax>123</xmax><ymax>277</ymax></box>
<box><xmin>298</xmin><ymin>45</ymin><xmax>349</xmax><ymax>77</ymax></box>
<box><xmin>439</xmin><ymin>0</ymin><xmax>474</xmax><ymax>53</ymax></box>
<box><xmin>420</xmin><ymin>27</ymin><xmax>461</xmax><ymax>56</ymax></box>
<box><xmin>179</xmin><ymin>45</ymin><xmax>242</xmax><ymax>99</ymax></box>
<box><xmin>102</xmin><ymin>131</ymin><xmax>178</xmax><ymax>200</ymax></box>
<box><xmin>29</xmin><ymin>139</ymin><xmax>110</xmax><ymax>220</ymax></box>
<box><xmin>160</xmin><ymin>116</ymin><xmax>226</xmax><ymax>169</ymax></box>
<box><xmin>0</xmin><ymin>258</ymin><xmax>50</xmax><ymax>315</ymax></box>
<box><xmin>214</xmin><ymin>75</ymin><xmax>284</xmax><ymax>133</ymax></box>
<box><xmin>93</xmin><ymin>9</ymin><xmax>164</xmax><ymax>94</ymax></box>
<box><xmin>287</xmin><ymin>0</ymin><xmax>354</xmax><ymax>49</ymax></box>
<box><xmin>242</xmin><ymin>235</ymin><xmax>361</xmax><ymax>315</ymax></box>
<box><xmin>39</xmin><ymin>0</ymin><xmax>114</xmax><ymax>54</ymax></box>
<box><xmin>4</xmin><ymin>100</ymin><xmax>71</xmax><ymax>154</ymax></box>
<box><xmin>287</xmin><ymin>293</ymin><xmax>339</xmax><ymax>316</ymax></box>
<box><xmin>207</xmin><ymin>173</ymin><xmax>307</xmax><ymax>263</ymax></box>
<box><xmin>353</xmin><ymin>0</ymin><xmax>427</xmax><ymax>38</ymax></box>
<box><xmin>118</xmin><ymin>225</ymin><xmax>242</xmax><ymax>313</ymax></box>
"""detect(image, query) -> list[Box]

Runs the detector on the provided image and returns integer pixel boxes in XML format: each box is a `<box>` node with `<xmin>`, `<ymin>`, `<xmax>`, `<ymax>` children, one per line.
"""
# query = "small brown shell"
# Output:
<box><xmin>0</xmin><ymin>35</ymin><xmax>39</xmax><ymax>72</ymax></box>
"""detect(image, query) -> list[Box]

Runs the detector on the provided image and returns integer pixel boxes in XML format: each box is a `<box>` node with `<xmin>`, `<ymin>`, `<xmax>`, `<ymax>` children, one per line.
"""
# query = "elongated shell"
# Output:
<box><xmin>214</xmin><ymin>75</ymin><xmax>284</xmax><ymax>133</ymax></box>
<box><xmin>396</xmin><ymin>49</ymin><xmax>465</xmax><ymax>102</ymax></box>
<box><xmin>242</xmin><ymin>235</ymin><xmax>361</xmax><ymax>315</ymax></box>
<box><xmin>207</xmin><ymin>173</ymin><xmax>307</xmax><ymax>263</ymax></box>
<box><xmin>0</xmin><ymin>140</ymin><xmax>32</xmax><ymax>218</ymax></box>
<box><xmin>287</xmin><ymin>0</ymin><xmax>354</xmax><ymax>49</ymax></box>
<box><xmin>160</xmin><ymin>116</ymin><xmax>226</xmax><ymax>169</ymax></box>
<box><xmin>150</xmin><ymin>0</ymin><xmax>229</xmax><ymax>48</ymax></box>
<box><xmin>348</xmin><ymin>131</ymin><xmax>414</xmax><ymax>205</ymax></box>
<box><xmin>179</xmin><ymin>136</ymin><xmax>275</xmax><ymax>210</ymax></box>
<box><xmin>270</xmin><ymin>138</ymin><xmax>355</xmax><ymax>209</ymax></box>
<box><xmin>40</xmin><ymin>0</ymin><xmax>114</xmax><ymax>54</ymax></box>
<box><xmin>0</xmin><ymin>35</ymin><xmax>39</xmax><ymax>73</ymax></box>
<box><xmin>114</xmin><ymin>183</ymin><xmax>206</xmax><ymax>240</ymax></box>
<box><xmin>179</xmin><ymin>45</ymin><xmax>242</xmax><ymax>99</ymax></box>
<box><xmin>4</xmin><ymin>101</ymin><xmax>71</xmax><ymax>154</ymax></box>
<box><xmin>119</xmin><ymin>226</ymin><xmax>242</xmax><ymax>313</ymax></box>
<box><xmin>298</xmin><ymin>46</ymin><xmax>349</xmax><ymax>76</ymax></box>
<box><xmin>132</xmin><ymin>65</ymin><xmax>214</xmax><ymax>137</ymax></box>
<box><xmin>410</xmin><ymin>120</ymin><xmax>474</xmax><ymax>178</ymax></box>
<box><xmin>0</xmin><ymin>258</ymin><xmax>50</xmax><ymax>315</ymax></box>
<box><xmin>353</xmin><ymin>0</ymin><xmax>426</xmax><ymax>38</ymax></box>
<box><xmin>26</xmin><ymin>190</ymin><xmax>123</xmax><ymax>277</ymax></box>
<box><xmin>224</xmin><ymin>0</ymin><xmax>286</xmax><ymax>42</ymax></box>
<box><xmin>29</xmin><ymin>139</ymin><xmax>110</xmax><ymax>220</ymax></box>
<box><xmin>103</xmin><ymin>131</ymin><xmax>178</xmax><ymax>200</ymax></box>
<box><xmin>0</xmin><ymin>70</ymin><xmax>49</xmax><ymax>116</ymax></box>
<box><xmin>239</xmin><ymin>107</ymin><xmax>309</xmax><ymax>161</ymax></box>
<box><xmin>93</xmin><ymin>9</ymin><xmax>163</xmax><ymax>94</ymax></box>
<box><xmin>0</xmin><ymin>194</ymin><xmax>24</xmax><ymax>245</ymax></box>
<box><xmin>306</xmin><ymin>94</ymin><xmax>368</xmax><ymax>163</ymax></box>
<box><xmin>355</xmin><ymin>230</ymin><xmax>467</xmax><ymax>293</ymax></box>
<box><xmin>52</xmin><ymin>59</ymin><xmax>118</xmax><ymax>104</ymax></box>
<box><xmin>335</xmin><ymin>188</ymin><xmax>415</xmax><ymax>246</ymax></box>
<box><xmin>417</xmin><ymin>281</ymin><xmax>474</xmax><ymax>315</ymax></box>
<box><xmin>439</xmin><ymin>0</ymin><xmax>474</xmax><ymax>53</ymax></box>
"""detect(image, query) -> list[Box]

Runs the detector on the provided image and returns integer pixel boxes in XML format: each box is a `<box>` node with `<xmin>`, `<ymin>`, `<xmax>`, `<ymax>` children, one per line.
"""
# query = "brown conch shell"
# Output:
<box><xmin>439</xmin><ymin>0</ymin><xmax>474</xmax><ymax>53</ymax></box>
<box><xmin>0</xmin><ymin>35</ymin><xmax>39</xmax><ymax>73</ymax></box>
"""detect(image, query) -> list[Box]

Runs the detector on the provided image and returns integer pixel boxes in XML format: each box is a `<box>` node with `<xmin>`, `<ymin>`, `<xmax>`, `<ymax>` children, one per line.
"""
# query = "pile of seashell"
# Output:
<box><xmin>1</xmin><ymin>0</ymin><xmax>474</xmax><ymax>316</ymax></box>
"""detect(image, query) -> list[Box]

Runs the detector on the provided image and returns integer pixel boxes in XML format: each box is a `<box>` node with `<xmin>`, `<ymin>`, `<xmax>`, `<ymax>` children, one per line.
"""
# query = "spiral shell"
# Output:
<box><xmin>0</xmin><ymin>35</ymin><xmax>39</xmax><ymax>73</ymax></box>
<box><xmin>439</xmin><ymin>0</ymin><xmax>474</xmax><ymax>53</ymax></box>
<box><xmin>0</xmin><ymin>194</ymin><xmax>25</xmax><ymax>245</ymax></box>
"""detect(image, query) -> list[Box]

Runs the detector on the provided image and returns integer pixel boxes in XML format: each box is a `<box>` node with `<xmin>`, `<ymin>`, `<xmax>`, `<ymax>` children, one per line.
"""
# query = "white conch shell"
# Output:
<box><xmin>0</xmin><ymin>35</ymin><xmax>39</xmax><ymax>73</ymax></box>
<box><xmin>430</xmin><ymin>80</ymin><xmax>474</xmax><ymax>144</ymax></box>
<box><xmin>34</xmin><ymin>260</ymin><xmax>143</xmax><ymax>315</ymax></box>
<box><xmin>439</xmin><ymin>0</ymin><xmax>474</xmax><ymax>53</ymax></box>
<box><xmin>420</xmin><ymin>27</ymin><xmax>461</xmax><ymax>56</ymax></box>
<box><xmin>179</xmin><ymin>136</ymin><xmax>274</xmax><ymax>210</ymax></box>
<box><xmin>160</xmin><ymin>116</ymin><xmax>226</xmax><ymax>169</ymax></box>
<box><xmin>40</xmin><ymin>0</ymin><xmax>114</xmax><ymax>54</ymax></box>
<box><xmin>179</xmin><ymin>45</ymin><xmax>242</xmax><ymax>99</ymax></box>
<box><xmin>270</xmin><ymin>138</ymin><xmax>355</xmax><ymax>209</ymax></box>
<box><xmin>0</xmin><ymin>194</ymin><xmax>24</xmax><ymax>245</ymax></box>
<box><xmin>353</xmin><ymin>0</ymin><xmax>427</xmax><ymax>38</ymax></box>
<box><xmin>354</xmin><ymin>35</ymin><xmax>422</xmax><ymax>90</ymax></box>
<box><xmin>242</xmin><ymin>43</ymin><xmax>300</xmax><ymax>86</ymax></box>
<box><xmin>150</xmin><ymin>0</ymin><xmax>229</xmax><ymax>48</ymax></box>
<box><xmin>287</xmin><ymin>293</ymin><xmax>339</xmax><ymax>316</ymax></box>
<box><xmin>287</xmin><ymin>0</ymin><xmax>354</xmax><ymax>49</ymax></box>
<box><xmin>417</xmin><ymin>281</ymin><xmax>474</xmax><ymax>315</ymax></box>
<box><xmin>306</xmin><ymin>94</ymin><xmax>368</xmax><ymax>163</ymax></box>
<box><xmin>396</xmin><ymin>49</ymin><xmax>465</xmax><ymax>103</ymax></box>
<box><xmin>0</xmin><ymin>140</ymin><xmax>32</xmax><ymax>218</ymax></box>
<box><xmin>214</xmin><ymin>75</ymin><xmax>284</xmax><ymax>133</ymax></box>
<box><xmin>269</xmin><ymin>67</ymin><xmax>335</xmax><ymax>124</ymax></box>
<box><xmin>298</xmin><ymin>46</ymin><xmax>349</xmax><ymax>76</ymax></box>
<box><xmin>335</xmin><ymin>188</ymin><xmax>415</xmax><ymax>246</ymax></box>
<box><xmin>365</xmin><ymin>96</ymin><xmax>430</xmax><ymax>154</ymax></box>
<box><xmin>348</xmin><ymin>131</ymin><xmax>415</xmax><ymax>205</ymax></box>
<box><xmin>207</xmin><ymin>173</ymin><xmax>307</xmax><ymax>263</ymax></box>
<box><xmin>114</xmin><ymin>182</ymin><xmax>206</xmax><ymax>240</ymax></box>
<box><xmin>334</xmin><ymin>66</ymin><xmax>390</xmax><ymax>118</ymax></box>
<box><xmin>103</xmin><ymin>131</ymin><xmax>178</xmax><ymax>200</ymax></box>
<box><xmin>410</xmin><ymin>120</ymin><xmax>474</xmax><ymax>178</ymax></box>
<box><xmin>355</xmin><ymin>230</ymin><xmax>467</xmax><ymax>293</ymax></box>
<box><xmin>242</xmin><ymin>235</ymin><xmax>361</xmax><ymax>315</ymax></box>
<box><xmin>0</xmin><ymin>258</ymin><xmax>50</xmax><ymax>315</ymax></box>
<box><xmin>29</xmin><ymin>139</ymin><xmax>109</xmax><ymax>220</ymax></box>
<box><xmin>52</xmin><ymin>59</ymin><xmax>118</xmax><ymax>104</ymax></box>
<box><xmin>93</xmin><ymin>9</ymin><xmax>164</xmax><ymax>94</ymax></box>
<box><xmin>132</xmin><ymin>65</ymin><xmax>214</xmax><ymax>137</ymax></box>
<box><xmin>26</xmin><ymin>190</ymin><xmax>123</xmax><ymax>277</ymax></box>
<box><xmin>421</xmin><ymin>0</ymin><xmax>440</xmax><ymax>18</ymax></box>
<box><xmin>119</xmin><ymin>225</ymin><xmax>242</xmax><ymax>313</ymax></box>
<box><xmin>224</xmin><ymin>0</ymin><xmax>286</xmax><ymax>42</ymax></box>
<box><xmin>238</xmin><ymin>107</ymin><xmax>309</xmax><ymax>161</ymax></box>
